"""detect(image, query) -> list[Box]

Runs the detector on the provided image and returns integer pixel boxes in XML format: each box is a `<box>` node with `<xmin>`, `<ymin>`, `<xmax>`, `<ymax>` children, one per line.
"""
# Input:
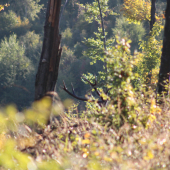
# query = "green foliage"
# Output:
<box><xmin>112</xmin><ymin>16</ymin><xmax>146</xmax><ymax>51</ymax></box>
<box><xmin>0</xmin><ymin>94</ymin><xmax>167</xmax><ymax>170</ymax></box>
<box><xmin>75</xmin><ymin>0</ymin><xmax>164</xmax><ymax>130</ymax></box>
<box><xmin>79</xmin><ymin>0</ymin><xmax>141</xmax><ymax>128</ymax></box>
<box><xmin>0</xmin><ymin>0</ymin><xmax>44</xmax><ymax>109</ymax></box>
<box><xmin>79</xmin><ymin>0</ymin><xmax>116</xmax><ymax>24</ymax></box>
<box><xmin>0</xmin><ymin>34</ymin><xmax>31</xmax><ymax>87</ymax></box>
<box><xmin>0</xmin><ymin>10</ymin><xmax>30</xmax><ymax>41</ymax></box>
<box><xmin>134</xmin><ymin>20</ymin><xmax>163</xmax><ymax>87</ymax></box>
<box><xmin>3</xmin><ymin>0</ymin><xmax>43</xmax><ymax>21</ymax></box>
<box><xmin>0</xmin><ymin>140</ymin><xmax>30</xmax><ymax>170</ymax></box>
<box><xmin>61</xmin><ymin>28</ymin><xmax>73</xmax><ymax>46</ymax></box>
<box><xmin>0</xmin><ymin>10</ymin><xmax>30</xmax><ymax>34</ymax></box>
<box><xmin>0</xmin><ymin>34</ymin><xmax>38</xmax><ymax>109</ymax></box>
<box><xmin>37</xmin><ymin>161</ymin><xmax>64</xmax><ymax>170</ymax></box>
<box><xmin>19</xmin><ymin>31</ymin><xmax>42</xmax><ymax>64</ymax></box>
<box><xmin>0</xmin><ymin>0</ymin><xmax>165</xmax><ymax>109</ymax></box>
<box><xmin>84</xmin><ymin>37</ymin><xmax>145</xmax><ymax>128</ymax></box>
<box><xmin>0</xmin><ymin>0</ymin><xmax>168</xmax><ymax>169</ymax></box>
<box><xmin>122</xmin><ymin>0</ymin><xmax>151</xmax><ymax>23</ymax></box>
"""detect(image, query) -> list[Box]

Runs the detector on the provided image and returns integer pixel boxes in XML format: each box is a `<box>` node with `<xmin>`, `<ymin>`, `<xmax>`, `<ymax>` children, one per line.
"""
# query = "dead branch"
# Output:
<box><xmin>61</xmin><ymin>81</ymin><xmax>107</xmax><ymax>104</ymax></box>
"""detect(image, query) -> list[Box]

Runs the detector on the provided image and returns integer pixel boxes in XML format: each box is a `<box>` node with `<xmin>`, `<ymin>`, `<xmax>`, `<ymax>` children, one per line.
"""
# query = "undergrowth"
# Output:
<box><xmin>0</xmin><ymin>91</ymin><xmax>170</xmax><ymax>170</ymax></box>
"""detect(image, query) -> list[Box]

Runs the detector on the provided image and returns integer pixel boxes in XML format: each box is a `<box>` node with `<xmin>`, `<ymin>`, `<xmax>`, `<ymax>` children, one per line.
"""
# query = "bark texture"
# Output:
<box><xmin>35</xmin><ymin>0</ymin><xmax>62</xmax><ymax>100</ymax></box>
<box><xmin>158</xmin><ymin>1</ymin><xmax>170</xmax><ymax>94</ymax></box>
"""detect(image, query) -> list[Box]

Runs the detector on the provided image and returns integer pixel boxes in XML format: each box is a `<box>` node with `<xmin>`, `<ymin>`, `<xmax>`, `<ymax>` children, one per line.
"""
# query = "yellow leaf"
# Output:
<box><xmin>84</xmin><ymin>133</ymin><xmax>91</xmax><ymax>138</ymax></box>
<box><xmin>122</xmin><ymin>0</ymin><xmax>151</xmax><ymax>22</ymax></box>
<box><xmin>82</xmin><ymin>139</ymin><xmax>90</xmax><ymax>144</ymax></box>
<box><xmin>144</xmin><ymin>150</ymin><xmax>154</xmax><ymax>160</ymax></box>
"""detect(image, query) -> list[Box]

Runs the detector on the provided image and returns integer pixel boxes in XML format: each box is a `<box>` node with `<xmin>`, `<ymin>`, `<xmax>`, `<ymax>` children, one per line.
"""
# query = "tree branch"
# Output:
<box><xmin>61</xmin><ymin>81</ymin><xmax>107</xmax><ymax>104</ymax></box>
<box><xmin>97</xmin><ymin>0</ymin><xmax>106</xmax><ymax>51</ymax></box>
<box><xmin>82</xmin><ymin>75</ymin><xmax>105</xmax><ymax>102</ymax></box>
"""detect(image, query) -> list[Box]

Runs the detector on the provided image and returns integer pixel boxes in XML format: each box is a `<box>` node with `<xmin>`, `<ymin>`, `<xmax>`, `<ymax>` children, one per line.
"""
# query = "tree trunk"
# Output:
<box><xmin>158</xmin><ymin>1</ymin><xmax>170</xmax><ymax>94</ymax></box>
<box><xmin>35</xmin><ymin>0</ymin><xmax>62</xmax><ymax>100</ymax></box>
<box><xmin>147</xmin><ymin>0</ymin><xmax>156</xmax><ymax>85</ymax></box>
<box><xmin>150</xmin><ymin>0</ymin><xmax>156</xmax><ymax>31</ymax></box>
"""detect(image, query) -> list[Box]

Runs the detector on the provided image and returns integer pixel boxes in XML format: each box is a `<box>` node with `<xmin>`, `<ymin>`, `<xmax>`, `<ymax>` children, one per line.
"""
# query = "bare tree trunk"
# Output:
<box><xmin>150</xmin><ymin>0</ymin><xmax>156</xmax><ymax>31</ymax></box>
<box><xmin>35</xmin><ymin>0</ymin><xmax>62</xmax><ymax>100</ymax></box>
<box><xmin>147</xmin><ymin>0</ymin><xmax>156</xmax><ymax>85</ymax></box>
<box><xmin>158</xmin><ymin>1</ymin><xmax>170</xmax><ymax>94</ymax></box>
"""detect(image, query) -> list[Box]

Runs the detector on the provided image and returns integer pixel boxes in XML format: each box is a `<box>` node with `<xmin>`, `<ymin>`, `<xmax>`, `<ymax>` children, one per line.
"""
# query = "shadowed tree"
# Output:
<box><xmin>35</xmin><ymin>0</ymin><xmax>62</xmax><ymax>100</ymax></box>
<box><xmin>158</xmin><ymin>1</ymin><xmax>170</xmax><ymax>94</ymax></box>
<box><xmin>150</xmin><ymin>0</ymin><xmax>156</xmax><ymax>31</ymax></box>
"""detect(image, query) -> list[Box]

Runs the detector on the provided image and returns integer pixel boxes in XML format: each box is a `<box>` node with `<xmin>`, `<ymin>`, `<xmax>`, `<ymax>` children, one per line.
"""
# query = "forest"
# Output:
<box><xmin>0</xmin><ymin>0</ymin><xmax>170</xmax><ymax>169</ymax></box>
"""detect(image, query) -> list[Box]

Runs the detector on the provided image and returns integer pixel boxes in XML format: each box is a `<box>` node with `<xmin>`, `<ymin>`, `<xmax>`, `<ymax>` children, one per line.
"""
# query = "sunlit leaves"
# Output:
<box><xmin>112</xmin><ymin>16</ymin><xmax>146</xmax><ymax>51</ymax></box>
<box><xmin>37</xmin><ymin>160</ymin><xmax>64</xmax><ymax>170</ymax></box>
<box><xmin>0</xmin><ymin>0</ymin><xmax>168</xmax><ymax>169</ymax></box>
<box><xmin>135</xmin><ymin>20</ymin><xmax>163</xmax><ymax>86</ymax></box>
<box><xmin>24</xmin><ymin>97</ymin><xmax>52</xmax><ymax>126</ymax></box>
<box><xmin>0</xmin><ymin>5</ymin><xmax>5</xmax><ymax>11</ymax></box>
<box><xmin>122</xmin><ymin>0</ymin><xmax>151</xmax><ymax>23</ymax></box>
<box><xmin>0</xmin><ymin>84</ymin><xmax>169</xmax><ymax>170</ymax></box>
<box><xmin>0</xmin><ymin>4</ymin><xmax>9</xmax><ymax>11</ymax></box>
<box><xmin>0</xmin><ymin>139</ymin><xmax>30</xmax><ymax>170</ymax></box>
<box><xmin>143</xmin><ymin>150</ymin><xmax>154</xmax><ymax>160</ymax></box>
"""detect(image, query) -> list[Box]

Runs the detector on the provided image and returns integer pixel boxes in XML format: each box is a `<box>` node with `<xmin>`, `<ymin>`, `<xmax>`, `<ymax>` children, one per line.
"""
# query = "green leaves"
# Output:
<box><xmin>0</xmin><ymin>32</ymin><xmax>40</xmax><ymax>109</ymax></box>
<box><xmin>79</xmin><ymin>0</ymin><xmax>116</xmax><ymax>25</ymax></box>
<box><xmin>6</xmin><ymin>0</ymin><xmax>43</xmax><ymax>21</ymax></box>
<box><xmin>135</xmin><ymin>20</ymin><xmax>163</xmax><ymax>86</ymax></box>
<box><xmin>79</xmin><ymin>0</ymin><xmax>142</xmax><ymax>128</ymax></box>
<box><xmin>122</xmin><ymin>0</ymin><xmax>151</xmax><ymax>22</ymax></box>
<box><xmin>0</xmin><ymin>34</ymin><xmax>31</xmax><ymax>87</ymax></box>
<box><xmin>0</xmin><ymin>140</ymin><xmax>30</xmax><ymax>170</ymax></box>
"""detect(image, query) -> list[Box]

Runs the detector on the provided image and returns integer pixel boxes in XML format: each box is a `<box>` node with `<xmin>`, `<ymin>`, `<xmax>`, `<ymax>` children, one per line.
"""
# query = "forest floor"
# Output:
<box><xmin>13</xmin><ymin>99</ymin><xmax>170</xmax><ymax>170</ymax></box>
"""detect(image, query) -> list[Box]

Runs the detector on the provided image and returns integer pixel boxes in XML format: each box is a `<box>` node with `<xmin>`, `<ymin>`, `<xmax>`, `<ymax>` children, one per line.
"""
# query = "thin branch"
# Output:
<box><xmin>71</xmin><ymin>83</ymin><xmax>75</xmax><ymax>95</ymax></box>
<box><xmin>82</xmin><ymin>75</ymin><xmax>105</xmax><ymax>102</ymax></box>
<box><xmin>12</xmin><ymin>84</ymin><xmax>30</xmax><ymax>93</ymax></box>
<box><xmin>62</xmin><ymin>81</ymin><xmax>89</xmax><ymax>101</ymax></box>
<box><xmin>61</xmin><ymin>81</ymin><xmax>107</xmax><ymax>104</ymax></box>
<box><xmin>97</xmin><ymin>0</ymin><xmax>106</xmax><ymax>51</ymax></box>
<box><xmin>97</xmin><ymin>0</ymin><xmax>107</xmax><ymax>78</ymax></box>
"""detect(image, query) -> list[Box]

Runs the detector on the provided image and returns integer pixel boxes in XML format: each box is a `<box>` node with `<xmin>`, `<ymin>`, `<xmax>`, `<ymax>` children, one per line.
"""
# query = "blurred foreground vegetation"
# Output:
<box><xmin>0</xmin><ymin>90</ymin><xmax>170</xmax><ymax>170</ymax></box>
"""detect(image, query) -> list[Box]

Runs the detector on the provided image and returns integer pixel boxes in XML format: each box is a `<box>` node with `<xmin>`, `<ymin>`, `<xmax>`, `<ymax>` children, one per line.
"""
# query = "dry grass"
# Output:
<box><xmin>1</xmin><ymin>93</ymin><xmax>170</xmax><ymax>169</ymax></box>
<box><xmin>14</xmin><ymin>98</ymin><xmax>170</xmax><ymax>169</ymax></box>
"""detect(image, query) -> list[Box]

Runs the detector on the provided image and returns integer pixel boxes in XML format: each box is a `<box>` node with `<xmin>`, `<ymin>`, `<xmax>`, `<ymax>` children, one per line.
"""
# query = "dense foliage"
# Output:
<box><xmin>0</xmin><ymin>0</ymin><xmax>169</xmax><ymax>169</ymax></box>
<box><xmin>0</xmin><ymin>0</ymin><xmax>166</xmax><ymax>109</ymax></box>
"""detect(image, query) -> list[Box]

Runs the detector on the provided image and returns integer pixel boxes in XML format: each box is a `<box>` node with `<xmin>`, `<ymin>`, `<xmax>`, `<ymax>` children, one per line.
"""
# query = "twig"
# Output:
<box><xmin>61</xmin><ymin>81</ymin><xmax>107</xmax><ymax>104</ymax></box>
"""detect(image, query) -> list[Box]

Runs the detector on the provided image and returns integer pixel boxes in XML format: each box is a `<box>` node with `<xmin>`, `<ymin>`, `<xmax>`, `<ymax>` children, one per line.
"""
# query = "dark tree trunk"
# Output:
<box><xmin>147</xmin><ymin>0</ymin><xmax>156</xmax><ymax>84</ymax></box>
<box><xmin>35</xmin><ymin>0</ymin><xmax>62</xmax><ymax>100</ymax></box>
<box><xmin>158</xmin><ymin>1</ymin><xmax>170</xmax><ymax>94</ymax></box>
<box><xmin>150</xmin><ymin>0</ymin><xmax>156</xmax><ymax>31</ymax></box>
